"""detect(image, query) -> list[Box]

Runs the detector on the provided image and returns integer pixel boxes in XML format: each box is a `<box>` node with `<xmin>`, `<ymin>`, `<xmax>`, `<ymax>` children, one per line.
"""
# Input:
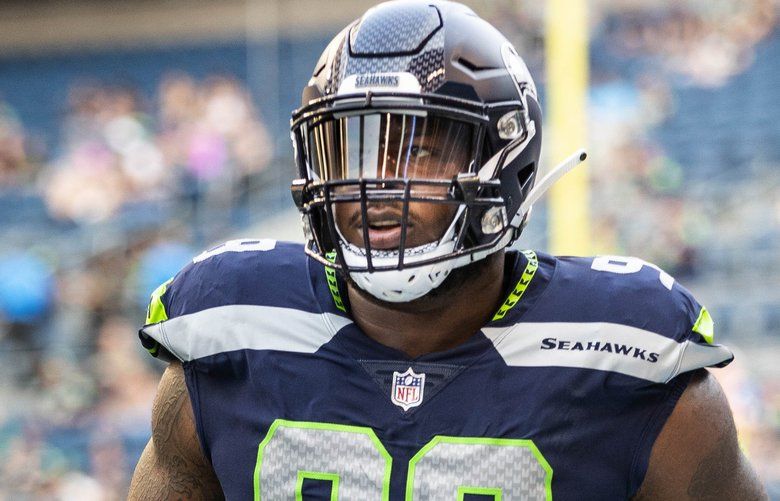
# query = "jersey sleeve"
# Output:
<box><xmin>138</xmin><ymin>238</ymin><xmax>302</xmax><ymax>363</ymax></box>
<box><xmin>585</xmin><ymin>257</ymin><xmax>736</xmax><ymax>496</ymax></box>
<box><xmin>658</xmin><ymin>275</ymin><xmax>732</xmax><ymax>381</ymax></box>
<box><xmin>627</xmin><ymin>275</ymin><xmax>731</xmax><ymax>497</ymax></box>
<box><xmin>137</xmin><ymin>238</ymin><xmax>331</xmax><ymax>363</ymax></box>
<box><xmin>589</xmin><ymin>255</ymin><xmax>733</xmax><ymax>382</ymax></box>
<box><xmin>514</xmin><ymin>255</ymin><xmax>734</xmax><ymax>384</ymax></box>
<box><xmin>139</xmin><ymin>272</ymin><xmax>181</xmax><ymax>363</ymax></box>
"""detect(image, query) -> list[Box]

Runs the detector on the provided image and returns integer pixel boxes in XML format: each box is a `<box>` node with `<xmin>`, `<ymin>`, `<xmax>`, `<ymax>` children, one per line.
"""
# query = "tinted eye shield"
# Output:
<box><xmin>291</xmin><ymin>92</ymin><xmax>529</xmax><ymax>180</ymax></box>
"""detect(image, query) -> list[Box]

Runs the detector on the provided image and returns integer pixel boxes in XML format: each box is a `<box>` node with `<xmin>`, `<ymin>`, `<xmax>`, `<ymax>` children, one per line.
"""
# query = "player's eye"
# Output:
<box><xmin>410</xmin><ymin>145</ymin><xmax>432</xmax><ymax>159</ymax></box>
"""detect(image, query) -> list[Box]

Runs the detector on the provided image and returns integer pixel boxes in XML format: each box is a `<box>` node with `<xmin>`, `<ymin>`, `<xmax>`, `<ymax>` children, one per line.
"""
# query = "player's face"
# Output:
<box><xmin>329</xmin><ymin>115</ymin><xmax>473</xmax><ymax>250</ymax></box>
<box><xmin>335</xmin><ymin>195</ymin><xmax>458</xmax><ymax>250</ymax></box>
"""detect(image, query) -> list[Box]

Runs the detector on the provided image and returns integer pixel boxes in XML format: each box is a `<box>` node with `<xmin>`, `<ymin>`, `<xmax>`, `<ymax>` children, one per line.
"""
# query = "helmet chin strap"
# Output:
<box><xmin>338</xmin><ymin>206</ymin><xmax>466</xmax><ymax>303</ymax></box>
<box><xmin>443</xmin><ymin>147</ymin><xmax>588</xmax><ymax>272</ymax></box>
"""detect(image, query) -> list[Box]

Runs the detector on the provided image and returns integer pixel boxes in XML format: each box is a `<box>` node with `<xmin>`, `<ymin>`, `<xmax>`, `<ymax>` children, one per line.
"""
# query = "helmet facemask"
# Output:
<box><xmin>291</xmin><ymin>92</ymin><xmax>533</xmax><ymax>302</ymax></box>
<box><xmin>290</xmin><ymin>1</ymin><xmax>549</xmax><ymax>303</ymax></box>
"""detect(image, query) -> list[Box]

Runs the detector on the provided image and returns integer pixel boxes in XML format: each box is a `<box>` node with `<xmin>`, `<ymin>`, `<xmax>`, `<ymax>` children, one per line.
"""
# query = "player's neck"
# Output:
<box><xmin>347</xmin><ymin>252</ymin><xmax>506</xmax><ymax>359</ymax></box>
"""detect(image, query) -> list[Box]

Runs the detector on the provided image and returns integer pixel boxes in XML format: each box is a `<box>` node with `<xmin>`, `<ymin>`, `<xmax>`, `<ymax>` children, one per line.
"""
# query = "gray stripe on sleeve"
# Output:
<box><xmin>483</xmin><ymin>322</ymin><xmax>733</xmax><ymax>383</ymax></box>
<box><xmin>141</xmin><ymin>305</ymin><xmax>353</xmax><ymax>361</ymax></box>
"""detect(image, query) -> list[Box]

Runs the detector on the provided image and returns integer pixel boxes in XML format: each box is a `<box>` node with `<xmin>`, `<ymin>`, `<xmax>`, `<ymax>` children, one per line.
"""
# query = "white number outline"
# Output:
<box><xmin>193</xmin><ymin>239</ymin><xmax>276</xmax><ymax>263</ymax></box>
<box><xmin>591</xmin><ymin>256</ymin><xmax>674</xmax><ymax>290</ymax></box>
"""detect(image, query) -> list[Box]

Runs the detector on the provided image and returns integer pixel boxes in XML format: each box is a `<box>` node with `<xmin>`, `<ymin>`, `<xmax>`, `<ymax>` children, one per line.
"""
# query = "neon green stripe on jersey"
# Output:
<box><xmin>146</xmin><ymin>278</ymin><xmax>173</xmax><ymax>325</ymax></box>
<box><xmin>492</xmin><ymin>249</ymin><xmax>539</xmax><ymax>321</ymax></box>
<box><xmin>692</xmin><ymin>306</ymin><xmax>714</xmax><ymax>344</ymax></box>
<box><xmin>325</xmin><ymin>252</ymin><xmax>346</xmax><ymax>313</ymax></box>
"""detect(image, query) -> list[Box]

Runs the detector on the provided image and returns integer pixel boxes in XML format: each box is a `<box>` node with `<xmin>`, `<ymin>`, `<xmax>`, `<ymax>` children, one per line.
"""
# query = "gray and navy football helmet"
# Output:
<box><xmin>291</xmin><ymin>0</ymin><xmax>543</xmax><ymax>302</ymax></box>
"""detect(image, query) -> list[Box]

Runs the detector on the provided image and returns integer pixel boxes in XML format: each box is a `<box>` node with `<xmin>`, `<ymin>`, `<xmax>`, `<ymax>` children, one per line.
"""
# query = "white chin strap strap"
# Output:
<box><xmin>340</xmin><ymin>207</ymin><xmax>463</xmax><ymax>303</ymax></box>
<box><xmin>341</xmin><ymin>148</ymin><xmax>587</xmax><ymax>303</ymax></box>
<box><xmin>343</xmin><ymin>241</ymin><xmax>457</xmax><ymax>303</ymax></box>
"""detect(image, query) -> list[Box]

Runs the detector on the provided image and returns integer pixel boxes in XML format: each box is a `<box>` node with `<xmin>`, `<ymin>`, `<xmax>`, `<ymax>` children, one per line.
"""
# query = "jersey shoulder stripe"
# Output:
<box><xmin>484</xmin><ymin>253</ymin><xmax>733</xmax><ymax>382</ymax></box>
<box><xmin>141</xmin><ymin>304</ymin><xmax>352</xmax><ymax>361</ymax></box>
<box><xmin>139</xmin><ymin>239</ymin><xmax>335</xmax><ymax>361</ymax></box>
<box><xmin>158</xmin><ymin>239</ymin><xmax>316</xmax><ymax>318</ymax></box>
<box><xmin>483</xmin><ymin>321</ymin><xmax>731</xmax><ymax>383</ymax></box>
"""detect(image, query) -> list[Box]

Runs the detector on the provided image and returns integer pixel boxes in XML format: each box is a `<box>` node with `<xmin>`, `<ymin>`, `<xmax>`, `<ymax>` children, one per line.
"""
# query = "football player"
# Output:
<box><xmin>129</xmin><ymin>1</ymin><xmax>767</xmax><ymax>499</ymax></box>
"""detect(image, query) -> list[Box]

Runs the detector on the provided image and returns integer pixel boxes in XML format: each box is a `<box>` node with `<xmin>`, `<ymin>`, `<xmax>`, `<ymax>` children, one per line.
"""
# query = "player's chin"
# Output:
<box><xmin>345</xmin><ymin>271</ymin><xmax>438</xmax><ymax>312</ymax></box>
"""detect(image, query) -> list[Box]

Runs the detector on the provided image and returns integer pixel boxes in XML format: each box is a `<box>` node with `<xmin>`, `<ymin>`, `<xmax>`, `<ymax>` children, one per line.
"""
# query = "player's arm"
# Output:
<box><xmin>128</xmin><ymin>362</ymin><xmax>224</xmax><ymax>500</ymax></box>
<box><xmin>633</xmin><ymin>369</ymin><xmax>767</xmax><ymax>500</ymax></box>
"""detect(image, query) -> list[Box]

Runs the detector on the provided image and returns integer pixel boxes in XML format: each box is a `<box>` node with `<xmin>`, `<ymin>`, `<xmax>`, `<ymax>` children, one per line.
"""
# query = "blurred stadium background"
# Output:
<box><xmin>0</xmin><ymin>0</ymin><xmax>778</xmax><ymax>498</ymax></box>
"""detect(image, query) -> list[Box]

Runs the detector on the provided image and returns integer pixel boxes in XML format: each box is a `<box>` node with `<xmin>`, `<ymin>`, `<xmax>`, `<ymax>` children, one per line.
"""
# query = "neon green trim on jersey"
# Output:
<box><xmin>406</xmin><ymin>435</ymin><xmax>553</xmax><ymax>501</ymax></box>
<box><xmin>492</xmin><ymin>249</ymin><xmax>539</xmax><ymax>321</ymax></box>
<box><xmin>458</xmin><ymin>486</ymin><xmax>502</xmax><ymax>500</ymax></box>
<box><xmin>296</xmin><ymin>471</ymin><xmax>339</xmax><ymax>501</ymax></box>
<box><xmin>325</xmin><ymin>252</ymin><xmax>346</xmax><ymax>312</ymax></box>
<box><xmin>692</xmin><ymin>306</ymin><xmax>714</xmax><ymax>344</ymax></box>
<box><xmin>145</xmin><ymin>278</ymin><xmax>173</xmax><ymax>325</ymax></box>
<box><xmin>254</xmin><ymin>419</ymin><xmax>392</xmax><ymax>501</ymax></box>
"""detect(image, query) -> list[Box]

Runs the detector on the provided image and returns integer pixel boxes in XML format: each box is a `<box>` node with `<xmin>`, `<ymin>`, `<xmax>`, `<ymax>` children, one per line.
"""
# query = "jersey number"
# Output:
<box><xmin>591</xmin><ymin>256</ymin><xmax>674</xmax><ymax>290</ymax></box>
<box><xmin>193</xmin><ymin>238</ymin><xmax>277</xmax><ymax>263</ymax></box>
<box><xmin>254</xmin><ymin>419</ymin><xmax>552</xmax><ymax>500</ymax></box>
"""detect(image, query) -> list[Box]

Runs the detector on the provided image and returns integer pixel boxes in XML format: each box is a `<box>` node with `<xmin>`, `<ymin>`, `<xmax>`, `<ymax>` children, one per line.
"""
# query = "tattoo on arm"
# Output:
<box><xmin>129</xmin><ymin>363</ymin><xmax>224</xmax><ymax>500</ymax></box>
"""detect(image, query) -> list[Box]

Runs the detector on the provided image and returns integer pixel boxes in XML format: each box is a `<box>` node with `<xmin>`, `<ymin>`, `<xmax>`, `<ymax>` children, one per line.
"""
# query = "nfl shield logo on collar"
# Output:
<box><xmin>391</xmin><ymin>368</ymin><xmax>425</xmax><ymax>411</ymax></box>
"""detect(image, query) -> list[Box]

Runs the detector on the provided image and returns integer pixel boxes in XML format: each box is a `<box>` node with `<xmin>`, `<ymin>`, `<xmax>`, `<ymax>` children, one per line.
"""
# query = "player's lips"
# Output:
<box><xmin>367</xmin><ymin>223</ymin><xmax>403</xmax><ymax>249</ymax></box>
<box><xmin>349</xmin><ymin>208</ymin><xmax>410</xmax><ymax>250</ymax></box>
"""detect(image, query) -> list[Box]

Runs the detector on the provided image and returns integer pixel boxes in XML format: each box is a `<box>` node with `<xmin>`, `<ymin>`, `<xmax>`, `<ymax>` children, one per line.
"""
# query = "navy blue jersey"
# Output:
<box><xmin>139</xmin><ymin>239</ymin><xmax>732</xmax><ymax>500</ymax></box>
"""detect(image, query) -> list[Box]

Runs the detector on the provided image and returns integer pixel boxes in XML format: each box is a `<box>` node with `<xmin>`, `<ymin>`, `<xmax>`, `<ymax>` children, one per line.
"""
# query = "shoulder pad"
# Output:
<box><xmin>553</xmin><ymin>255</ymin><xmax>712</xmax><ymax>342</ymax></box>
<box><xmin>486</xmin><ymin>255</ymin><xmax>732</xmax><ymax>384</ymax></box>
<box><xmin>138</xmin><ymin>239</ymin><xmax>316</xmax><ymax>362</ymax></box>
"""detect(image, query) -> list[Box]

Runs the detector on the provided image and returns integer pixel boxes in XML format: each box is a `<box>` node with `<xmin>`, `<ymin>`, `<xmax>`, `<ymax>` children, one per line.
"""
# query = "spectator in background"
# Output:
<box><xmin>42</xmin><ymin>74</ymin><xmax>274</xmax><ymax>225</ymax></box>
<box><xmin>0</xmin><ymin>100</ymin><xmax>36</xmax><ymax>188</ymax></box>
<box><xmin>601</xmin><ymin>0</ymin><xmax>776</xmax><ymax>86</ymax></box>
<box><xmin>43</xmin><ymin>84</ymin><xmax>168</xmax><ymax>224</ymax></box>
<box><xmin>157</xmin><ymin>72</ymin><xmax>273</xmax><ymax>218</ymax></box>
<box><xmin>0</xmin><ymin>252</ymin><xmax>54</xmax><ymax>382</ymax></box>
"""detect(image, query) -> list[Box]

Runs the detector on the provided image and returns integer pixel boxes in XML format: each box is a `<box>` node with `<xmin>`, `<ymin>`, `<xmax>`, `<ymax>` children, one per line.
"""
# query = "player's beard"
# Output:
<box><xmin>344</xmin><ymin>250</ymin><xmax>505</xmax><ymax>314</ymax></box>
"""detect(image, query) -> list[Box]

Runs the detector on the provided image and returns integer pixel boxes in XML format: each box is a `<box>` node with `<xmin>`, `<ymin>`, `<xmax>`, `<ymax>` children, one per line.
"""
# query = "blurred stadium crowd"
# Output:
<box><xmin>1</xmin><ymin>0</ymin><xmax>779</xmax><ymax>498</ymax></box>
<box><xmin>0</xmin><ymin>71</ymin><xmax>274</xmax><ymax>499</ymax></box>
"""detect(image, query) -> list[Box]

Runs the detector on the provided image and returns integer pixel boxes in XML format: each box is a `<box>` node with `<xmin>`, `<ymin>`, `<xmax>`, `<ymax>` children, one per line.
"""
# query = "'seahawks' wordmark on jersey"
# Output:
<box><xmin>139</xmin><ymin>239</ymin><xmax>731</xmax><ymax>500</ymax></box>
